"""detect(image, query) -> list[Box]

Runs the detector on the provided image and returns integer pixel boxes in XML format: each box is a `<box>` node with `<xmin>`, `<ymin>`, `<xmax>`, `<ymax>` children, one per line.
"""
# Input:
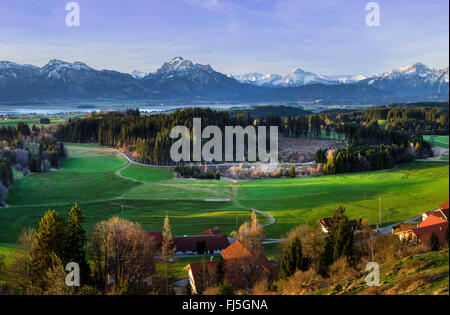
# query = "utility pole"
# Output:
<box><xmin>378</xmin><ymin>197</ymin><xmax>382</xmax><ymax>227</ymax></box>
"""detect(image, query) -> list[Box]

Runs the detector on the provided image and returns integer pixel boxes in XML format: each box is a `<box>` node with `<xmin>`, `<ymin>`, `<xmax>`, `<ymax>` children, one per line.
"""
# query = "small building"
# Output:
<box><xmin>396</xmin><ymin>222</ymin><xmax>448</xmax><ymax>244</ymax></box>
<box><xmin>183</xmin><ymin>260</ymin><xmax>218</xmax><ymax>294</ymax></box>
<box><xmin>319</xmin><ymin>217</ymin><xmax>358</xmax><ymax>233</ymax></box>
<box><xmin>183</xmin><ymin>240</ymin><xmax>276</xmax><ymax>294</ymax></box>
<box><xmin>421</xmin><ymin>200</ymin><xmax>449</xmax><ymax>221</ymax></box>
<box><xmin>145</xmin><ymin>231</ymin><xmax>230</xmax><ymax>255</ymax></box>
<box><xmin>173</xmin><ymin>235</ymin><xmax>230</xmax><ymax>255</ymax></box>
<box><xmin>419</xmin><ymin>214</ymin><xmax>447</xmax><ymax>228</ymax></box>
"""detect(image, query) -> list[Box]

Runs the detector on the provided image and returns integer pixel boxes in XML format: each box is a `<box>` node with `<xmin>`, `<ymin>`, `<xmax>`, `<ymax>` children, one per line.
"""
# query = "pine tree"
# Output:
<box><xmin>279</xmin><ymin>236</ymin><xmax>309</xmax><ymax>279</ymax></box>
<box><xmin>66</xmin><ymin>203</ymin><xmax>91</xmax><ymax>285</ymax></box>
<box><xmin>30</xmin><ymin>210</ymin><xmax>67</xmax><ymax>291</ymax></box>
<box><xmin>217</xmin><ymin>279</ymin><xmax>235</xmax><ymax>295</ymax></box>
<box><xmin>319</xmin><ymin>206</ymin><xmax>355</xmax><ymax>274</ymax></box>
<box><xmin>215</xmin><ymin>257</ymin><xmax>225</xmax><ymax>286</ymax></box>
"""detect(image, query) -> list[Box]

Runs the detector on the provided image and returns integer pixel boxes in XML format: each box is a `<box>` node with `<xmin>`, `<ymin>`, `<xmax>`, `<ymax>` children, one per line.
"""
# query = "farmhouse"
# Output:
<box><xmin>173</xmin><ymin>235</ymin><xmax>230</xmax><ymax>255</ymax></box>
<box><xmin>319</xmin><ymin>217</ymin><xmax>358</xmax><ymax>233</ymax></box>
<box><xmin>421</xmin><ymin>200</ymin><xmax>449</xmax><ymax>221</ymax></box>
<box><xmin>145</xmin><ymin>231</ymin><xmax>230</xmax><ymax>255</ymax></box>
<box><xmin>396</xmin><ymin>201</ymin><xmax>449</xmax><ymax>244</ymax></box>
<box><xmin>183</xmin><ymin>241</ymin><xmax>276</xmax><ymax>294</ymax></box>
<box><xmin>396</xmin><ymin>222</ymin><xmax>448</xmax><ymax>244</ymax></box>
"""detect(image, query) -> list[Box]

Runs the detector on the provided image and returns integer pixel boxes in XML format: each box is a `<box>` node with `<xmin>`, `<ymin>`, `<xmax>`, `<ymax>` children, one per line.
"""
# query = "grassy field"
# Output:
<box><xmin>423</xmin><ymin>135</ymin><xmax>449</xmax><ymax>148</ymax></box>
<box><xmin>1</xmin><ymin>144</ymin><xmax>448</xmax><ymax>247</ymax></box>
<box><xmin>236</xmin><ymin>162</ymin><xmax>449</xmax><ymax>237</ymax></box>
<box><xmin>423</xmin><ymin>135</ymin><xmax>449</xmax><ymax>160</ymax></box>
<box><xmin>0</xmin><ymin>118</ymin><xmax>65</xmax><ymax>128</ymax></box>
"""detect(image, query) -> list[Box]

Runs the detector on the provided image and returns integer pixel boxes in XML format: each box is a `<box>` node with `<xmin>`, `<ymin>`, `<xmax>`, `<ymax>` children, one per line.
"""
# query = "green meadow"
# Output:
<box><xmin>423</xmin><ymin>135</ymin><xmax>449</xmax><ymax>149</ymax></box>
<box><xmin>1</xmin><ymin>144</ymin><xmax>448</xmax><ymax>248</ymax></box>
<box><xmin>0</xmin><ymin>118</ymin><xmax>65</xmax><ymax>128</ymax></box>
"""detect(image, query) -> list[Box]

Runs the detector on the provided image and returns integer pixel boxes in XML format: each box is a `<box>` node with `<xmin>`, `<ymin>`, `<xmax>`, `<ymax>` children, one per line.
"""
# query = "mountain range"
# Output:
<box><xmin>0</xmin><ymin>57</ymin><xmax>448</xmax><ymax>104</ymax></box>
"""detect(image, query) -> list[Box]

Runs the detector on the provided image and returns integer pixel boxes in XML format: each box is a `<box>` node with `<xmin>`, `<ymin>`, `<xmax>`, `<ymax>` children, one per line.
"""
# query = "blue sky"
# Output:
<box><xmin>0</xmin><ymin>0</ymin><xmax>448</xmax><ymax>76</ymax></box>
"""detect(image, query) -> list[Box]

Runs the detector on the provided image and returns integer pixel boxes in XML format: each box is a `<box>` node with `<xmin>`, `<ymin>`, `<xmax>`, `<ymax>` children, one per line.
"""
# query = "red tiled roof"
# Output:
<box><xmin>412</xmin><ymin>222</ymin><xmax>449</xmax><ymax>244</ymax></box>
<box><xmin>419</xmin><ymin>215</ymin><xmax>447</xmax><ymax>228</ymax></box>
<box><xmin>173</xmin><ymin>235</ymin><xmax>230</xmax><ymax>252</ymax></box>
<box><xmin>184</xmin><ymin>260</ymin><xmax>218</xmax><ymax>288</ymax></box>
<box><xmin>220</xmin><ymin>241</ymin><xmax>276</xmax><ymax>274</ymax></box>
<box><xmin>439</xmin><ymin>200</ymin><xmax>449</xmax><ymax>211</ymax></box>
<box><xmin>184</xmin><ymin>259</ymin><xmax>247</xmax><ymax>290</ymax></box>
<box><xmin>424</xmin><ymin>208</ymin><xmax>449</xmax><ymax>221</ymax></box>
<box><xmin>221</xmin><ymin>240</ymin><xmax>251</xmax><ymax>260</ymax></box>
<box><xmin>202</xmin><ymin>229</ymin><xmax>221</xmax><ymax>236</ymax></box>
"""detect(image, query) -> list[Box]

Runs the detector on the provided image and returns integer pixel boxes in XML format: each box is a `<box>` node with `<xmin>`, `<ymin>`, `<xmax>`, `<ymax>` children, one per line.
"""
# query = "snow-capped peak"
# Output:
<box><xmin>280</xmin><ymin>68</ymin><xmax>329</xmax><ymax>86</ymax></box>
<box><xmin>376</xmin><ymin>62</ymin><xmax>434</xmax><ymax>80</ymax></box>
<box><xmin>157</xmin><ymin>57</ymin><xmax>214</xmax><ymax>74</ymax></box>
<box><xmin>130</xmin><ymin>70</ymin><xmax>149</xmax><ymax>79</ymax></box>
<box><xmin>0</xmin><ymin>61</ymin><xmax>38</xmax><ymax>70</ymax></box>
<box><xmin>319</xmin><ymin>74</ymin><xmax>367</xmax><ymax>83</ymax></box>
<box><xmin>396</xmin><ymin>62</ymin><xmax>432</xmax><ymax>76</ymax></box>
<box><xmin>42</xmin><ymin>59</ymin><xmax>91</xmax><ymax>72</ymax></box>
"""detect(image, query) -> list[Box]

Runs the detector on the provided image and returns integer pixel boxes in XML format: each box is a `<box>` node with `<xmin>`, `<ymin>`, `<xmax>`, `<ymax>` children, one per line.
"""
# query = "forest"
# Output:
<box><xmin>55</xmin><ymin>104</ymin><xmax>439</xmax><ymax>173</ymax></box>
<box><xmin>0</xmin><ymin>123</ymin><xmax>67</xmax><ymax>203</ymax></box>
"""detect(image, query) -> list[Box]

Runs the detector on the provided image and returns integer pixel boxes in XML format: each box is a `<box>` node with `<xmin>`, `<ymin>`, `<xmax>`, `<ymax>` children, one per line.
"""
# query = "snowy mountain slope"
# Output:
<box><xmin>360</xmin><ymin>62</ymin><xmax>449</xmax><ymax>96</ymax></box>
<box><xmin>0</xmin><ymin>58</ymin><xmax>447</xmax><ymax>102</ymax></box>
<box><xmin>232</xmin><ymin>68</ymin><xmax>366</xmax><ymax>87</ymax></box>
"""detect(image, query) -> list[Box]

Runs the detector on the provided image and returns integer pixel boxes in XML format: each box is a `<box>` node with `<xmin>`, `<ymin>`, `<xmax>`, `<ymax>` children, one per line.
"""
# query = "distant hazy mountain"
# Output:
<box><xmin>232</xmin><ymin>69</ymin><xmax>366</xmax><ymax>87</ymax></box>
<box><xmin>320</xmin><ymin>74</ymin><xmax>367</xmax><ymax>84</ymax></box>
<box><xmin>140</xmin><ymin>57</ymin><xmax>251</xmax><ymax>97</ymax></box>
<box><xmin>0</xmin><ymin>58</ymin><xmax>447</xmax><ymax>103</ymax></box>
<box><xmin>230</xmin><ymin>73</ymin><xmax>283</xmax><ymax>87</ymax></box>
<box><xmin>0</xmin><ymin>59</ymin><xmax>148</xmax><ymax>99</ymax></box>
<box><xmin>361</xmin><ymin>62</ymin><xmax>449</xmax><ymax>96</ymax></box>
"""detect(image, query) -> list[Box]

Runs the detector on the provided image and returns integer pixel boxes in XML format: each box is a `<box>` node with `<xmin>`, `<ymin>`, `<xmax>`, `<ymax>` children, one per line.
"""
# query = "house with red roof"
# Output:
<box><xmin>397</xmin><ymin>222</ymin><xmax>448</xmax><ymax>244</ymax></box>
<box><xmin>173</xmin><ymin>235</ymin><xmax>230</xmax><ymax>255</ymax></box>
<box><xmin>145</xmin><ymin>231</ymin><xmax>230</xmax><ymax>255</ymax></box>
<box><xmin>421</xmin><ymin>200</ymin><xmax>449</xmax><ymax>221</ymax></box>
<box><xmin>397</xmin><ymin>200</ymin><xmax>449</xmax><ymax>245</ymax></box>
<box><xmin>183</xmin><ymin>240</ymin><xmax>276</xmax><ymax>294</ymax></box>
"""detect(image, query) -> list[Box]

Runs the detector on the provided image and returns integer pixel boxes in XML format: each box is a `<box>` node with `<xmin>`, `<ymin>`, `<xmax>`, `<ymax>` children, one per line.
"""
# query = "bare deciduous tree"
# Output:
<box><xmin>89</xmin><ymin>217</ymin><xmax>156</xmax><ymax>294</ymax></box>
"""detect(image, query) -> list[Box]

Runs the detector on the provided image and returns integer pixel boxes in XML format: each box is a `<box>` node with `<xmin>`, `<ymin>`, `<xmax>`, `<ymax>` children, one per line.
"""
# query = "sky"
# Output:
<box><xmin>0</xmin><ymin>0</ymin><xmax>448</xmax><ymax>76</ymax></box>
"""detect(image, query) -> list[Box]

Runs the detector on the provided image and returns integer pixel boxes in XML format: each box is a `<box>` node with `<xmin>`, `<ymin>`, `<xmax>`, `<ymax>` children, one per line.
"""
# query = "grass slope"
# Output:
<box><xmin>312</xmin><ymin>249</ymin><xmax>449</xmax><ymax>295</ymax></box>
<box><xmin>0</xmin><ymin>145</ymin><xmax>448</xmax><ymax>245</ymax></box>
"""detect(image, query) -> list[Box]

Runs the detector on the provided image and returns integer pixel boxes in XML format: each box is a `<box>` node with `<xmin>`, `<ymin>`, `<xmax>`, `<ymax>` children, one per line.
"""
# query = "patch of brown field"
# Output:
<box><xmin>385</xmin><ymin>274</ymin><xmax>443</xmax><ymax>295</ymax></box>
<box><xmin>279</xmin><ymin>137</ymin><xmax>347</xmax><ymax>163</ymax></box>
